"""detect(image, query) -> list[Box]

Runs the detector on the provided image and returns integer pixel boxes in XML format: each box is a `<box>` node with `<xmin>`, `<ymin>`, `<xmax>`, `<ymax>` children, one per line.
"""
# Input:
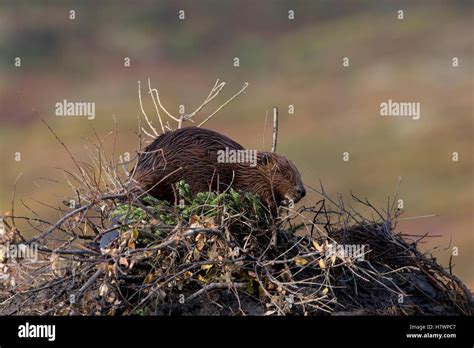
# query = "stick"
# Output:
<box><xmin>147</xmin><ymin>78</ymin><xmax>165</xmax><ymax>134</ymax></box>
<box><xmin>10</xmin><ymin>172</ymin><xmax>23</xmax><ymax>231</ymax></box>
<box><xmin>198</xmin><ymin>82</ymin><xmax>249</xmax><ymax>127</ymax></box>
<box><xmin>25</xmin><ymin>193</ymin><xmax>125</xmax><ymax>245</ymax></box>
<box><xmin>187</xmin><ymin>79</ymin><xmax>226</xmax><ymax>119</ymax></box>
<box><xmin>138</xmin><ymin>80</ymin><xmax>159</xmax><ymax>137</ymax></box>
<box><xmin>76</xmin><ymin>269</ymin><xmax>102</xmax><ymax>299</ymax></box>
<box><xmin>271</xmin><ymin>107</ymin><xmax>278</xmax><ymax>152</ymax></box>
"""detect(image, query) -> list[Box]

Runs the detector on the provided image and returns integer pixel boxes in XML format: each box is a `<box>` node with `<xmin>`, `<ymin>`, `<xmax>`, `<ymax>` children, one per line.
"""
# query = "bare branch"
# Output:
<box><xmin>147</xmin><ymin>78</ymin><xmax>165</xmax><ymax>134</ymax></box>
<box><xmin>271</xmin><ymin>107</ymin><xmax>279</xmax><ymax>153</ymax></box>
<box><xmin>198</xmin><ymin>82</ymin><xmax>249</xmax><ymax>127</ymax></box>
<box><xmin>138</xmin><ymin>80</ymin><xmax>159</xmax><ymax>138</ymax></box>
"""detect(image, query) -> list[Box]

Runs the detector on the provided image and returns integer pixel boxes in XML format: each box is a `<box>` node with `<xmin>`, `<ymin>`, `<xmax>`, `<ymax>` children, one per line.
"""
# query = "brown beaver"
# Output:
<box><xmin>131</xmin><ymin>127</ymin><xmax>305</xmax><ymax>214</ymax></box>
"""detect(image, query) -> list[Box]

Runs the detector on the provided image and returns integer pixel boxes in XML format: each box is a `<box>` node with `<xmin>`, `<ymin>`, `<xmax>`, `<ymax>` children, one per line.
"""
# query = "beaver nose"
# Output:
<box><xmin>300</xmin><ymin>185</ymin><xmax>306</xmax><ymax>198</ymax></box>
<box><xmin>295</xmin><ymin>185</ymin><xmax>306</xmax><ymax>199</ymax></box>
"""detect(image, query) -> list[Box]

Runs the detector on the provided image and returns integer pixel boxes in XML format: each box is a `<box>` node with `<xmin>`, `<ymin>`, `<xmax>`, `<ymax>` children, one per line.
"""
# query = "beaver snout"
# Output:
<box><xmin>291</xmin><ymin>184</ymin><xmax>306</xmax><ymax>204</ymax></box>
<box><xmin>281</xmin><ymin>185</ymin><xmax>306</xmax><ymax>207</ymax></box>
<box><xmin>296</xmin><ymin>184</ymin><xmax>306</xmax><ymax>200</ymax></box>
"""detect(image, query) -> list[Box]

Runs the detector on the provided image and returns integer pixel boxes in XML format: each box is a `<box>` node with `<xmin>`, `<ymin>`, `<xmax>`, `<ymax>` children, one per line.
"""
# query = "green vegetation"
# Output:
<box><xmin>111</xmin><ymin>180</ymin><xmax>269</xmax><ymax>240</ymax></box>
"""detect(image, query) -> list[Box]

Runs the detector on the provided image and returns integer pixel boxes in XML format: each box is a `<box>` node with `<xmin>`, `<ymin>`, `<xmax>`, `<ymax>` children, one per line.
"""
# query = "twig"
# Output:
<box><xmin>147</xmin><ymin>78</ymin><xmax>166</xmax><ymax>134</ymax></box>
<box><xmin>25</xmin><ymin>193</ymin><xmax>125</xmax><ymax>245</ymax></box>
<box><xmin>76</xmin><ymin>269</ymin><xmax>102</xmax><ymax>299</ymax></box>
<box><xmin>198</xmin><ymin>82</ymin><xmax>249</xmax><ymax>127</ymax></box>
<box><xmin>187</xmin><ymin>79</ymin><xmax>226</xmax><ymax>118</ymax></box>
<box><xmin>10</xmin><ymin>172</ymin><xmax>23</xmax><ymax>231</ymax></box>
<box><xmin>271</xmin><ymin>107</ymin><xmax>278</xmax><ymax>153</ymax></box>
<box><xmin>138</xmin><ymin>80</ymin><xmax>159</xmax><ymax>138</ymax></box>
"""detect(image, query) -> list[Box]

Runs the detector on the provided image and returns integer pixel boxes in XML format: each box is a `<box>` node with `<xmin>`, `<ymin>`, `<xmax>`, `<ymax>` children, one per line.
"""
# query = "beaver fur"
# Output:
<box><xmin>131</xmin><ymin>127</ymin><xmax>305</xmax><ymax>214</ymax></box>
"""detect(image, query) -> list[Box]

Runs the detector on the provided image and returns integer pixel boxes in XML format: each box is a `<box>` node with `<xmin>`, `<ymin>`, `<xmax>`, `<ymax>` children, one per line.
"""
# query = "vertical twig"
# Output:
<box><xmin>147</xmin><ymin>78</ymin><xmax>166</xmax><ymax>134</ymax></box>
<box><xmin>11</xmin><ymin>173</ymin><xmax>23</xmax><ymax>229</ymax></box>
<box><xmin>263</xmin><ymin>109</ymin><xmax>269</xmax><ymax>151</ymax></box>
<box><xmin>271</xmin><ymin>107</ymin><xmax>279</xmax><ymax>153</ymax></box>
<box><xmin>138</xmin><ymin>81</ymin><xmax>159</xmax><ymax>138</ymax></box>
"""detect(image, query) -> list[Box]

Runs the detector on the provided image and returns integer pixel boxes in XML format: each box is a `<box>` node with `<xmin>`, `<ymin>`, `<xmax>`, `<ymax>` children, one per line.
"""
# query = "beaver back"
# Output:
<box><xmin>132</xmin><ymin>127</ymin><xmax>244</xmax><ymax>201</ymax></box>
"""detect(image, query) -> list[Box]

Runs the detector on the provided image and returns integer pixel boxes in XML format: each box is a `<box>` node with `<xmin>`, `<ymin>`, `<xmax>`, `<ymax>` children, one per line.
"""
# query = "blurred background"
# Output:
<box><xmin>0</xmin><ymin>1</ymin><xmax>472</xmax><ymax>287</ymax></box>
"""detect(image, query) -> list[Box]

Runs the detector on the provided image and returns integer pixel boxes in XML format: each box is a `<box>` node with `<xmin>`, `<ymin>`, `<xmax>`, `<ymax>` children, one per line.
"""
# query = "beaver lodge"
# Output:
<box><xmin>0</xmin><ymin>79</ymin><xmax>472</xmax><ymax>316</ymax></box>
<box><xmin>0</xmin><ymin>181</ymin><xmax>472</xmax><ymax>316</ymax></box>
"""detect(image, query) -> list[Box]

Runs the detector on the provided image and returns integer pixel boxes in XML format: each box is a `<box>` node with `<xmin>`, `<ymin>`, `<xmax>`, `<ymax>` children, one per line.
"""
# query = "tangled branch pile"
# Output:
<box><xmin>0</xmin><ymin>180</ymin><xmax>472</xmax><ymax>315</ymax></box>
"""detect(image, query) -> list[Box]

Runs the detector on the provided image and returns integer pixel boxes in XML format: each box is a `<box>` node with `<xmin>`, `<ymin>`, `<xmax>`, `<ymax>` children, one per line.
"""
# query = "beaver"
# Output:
<box><xmin>131</xmin><ymin>127</ymin><xmax>305</xmax><ymax>214</ymax></box>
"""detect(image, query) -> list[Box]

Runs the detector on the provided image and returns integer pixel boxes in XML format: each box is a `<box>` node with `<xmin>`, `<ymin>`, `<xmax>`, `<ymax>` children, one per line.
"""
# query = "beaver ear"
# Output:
<box><xmin>258</xmin><ymin>153</ymin><xmax>270</xmax><ymax>166</ymax></box>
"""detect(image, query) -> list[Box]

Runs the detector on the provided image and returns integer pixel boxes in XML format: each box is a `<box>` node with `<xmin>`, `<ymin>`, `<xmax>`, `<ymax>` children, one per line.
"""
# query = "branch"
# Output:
<box><xmin>198</xmin><ymin>82</ymin><xmax>249</xmax><ymax>127</ymax></box>
<box><xmin>271</xmin><ymin>107</ymin><xmax>279</xmax><ymax>152</ymax></box>
<box><xmin>25</xmin><ymin>193</ymin><xmax>126</xmax><ymax>245</ymax></box>
<box><xmin>147</xmin><ymin>78</ymin><xmax>165</xmax><ymax>134</ymax></box>
<box><xmin>187</xmin><ymin>79</ymin><xmax>226</xmax><ymax>118</ymax></box>
<box><xmin>138</xmin><ymin>80</ymin><xmax>159</xmax><ymax>138</ymax></box>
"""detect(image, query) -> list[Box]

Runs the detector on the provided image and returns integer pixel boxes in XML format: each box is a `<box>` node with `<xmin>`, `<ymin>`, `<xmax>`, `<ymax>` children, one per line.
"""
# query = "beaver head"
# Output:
<box><xmin>254</xmin><ymin>151</ymin><xmax>306</xmax><ymax>208</ymax></box>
